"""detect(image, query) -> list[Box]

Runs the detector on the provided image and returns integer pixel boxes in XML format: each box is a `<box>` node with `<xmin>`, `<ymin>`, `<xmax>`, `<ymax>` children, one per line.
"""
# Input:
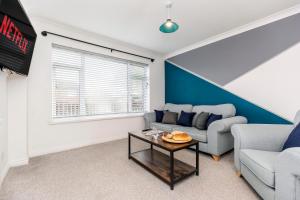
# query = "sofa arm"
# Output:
<box><xmin>208</xmin><ymin>116</ymin><xmax>248</xmax><ymax>133</ymax></box>
<box><xmin>231</xmin><ymin>124</ymin><xmax>293</xmax><ymax>171</ymax></box>
<box><xmin>275</xmin><ymin>148</ymin><xmax>300</xmax><ymax>200</ymax></box>
<box><xmin>206</xmin><ymin>116</ymin><xmax>247</xmax><ymax>156</ymax></box>
<box><xmin>144</xmin><ymin>112</ymin><xmax>155</xmax><ymax>129</ymax></box>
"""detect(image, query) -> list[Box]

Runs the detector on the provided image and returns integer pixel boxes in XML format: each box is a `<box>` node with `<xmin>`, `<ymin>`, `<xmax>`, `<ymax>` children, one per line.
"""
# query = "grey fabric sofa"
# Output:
<box><xmin>232</xmin><ymin>111</ymin><xmax>300</xmax><ymax>200</ymax></box>
<box><xmin>144</xmin><ymin>103</ymin><xmax>247</xmax><ymax>160</ymax></box>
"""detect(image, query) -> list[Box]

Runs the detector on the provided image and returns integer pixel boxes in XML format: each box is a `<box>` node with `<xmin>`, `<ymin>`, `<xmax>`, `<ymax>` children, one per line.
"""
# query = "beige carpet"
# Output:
<box><xmin>0</xmin><ymin>138</ymin><xmax>260</xmax><ymax>200</ymax></box>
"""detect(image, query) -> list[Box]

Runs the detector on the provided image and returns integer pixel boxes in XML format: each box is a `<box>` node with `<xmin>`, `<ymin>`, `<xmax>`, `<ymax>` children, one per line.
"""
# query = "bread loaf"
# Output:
<box><xmin>171</xmin><ymin>132</ymin><xmax>190</xmax><ymax>141</ymax></box>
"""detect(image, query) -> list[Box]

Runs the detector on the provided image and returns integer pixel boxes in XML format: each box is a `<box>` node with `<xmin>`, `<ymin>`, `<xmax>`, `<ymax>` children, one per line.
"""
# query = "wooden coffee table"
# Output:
<box><xmin>128</xmin><ymin>130</ymin><xmax>199</xmax><ymax>190</ymax></box>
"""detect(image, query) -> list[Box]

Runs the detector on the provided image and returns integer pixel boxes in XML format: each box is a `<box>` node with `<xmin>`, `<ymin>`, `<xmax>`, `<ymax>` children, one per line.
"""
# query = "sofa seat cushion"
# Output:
<box><xmin>173</xmin><ymin>126</ymin><xmax>207</xmax><ymax>143</ymax></box>
<box><xmin>150</xmin><ymin>122</ymin><xmax>180</xmax><ymax>132</ymax></box>
<box><xmin>240</xmin><ymin>149</ymin><xmax>280</xmax><ymax>188</ymax></box>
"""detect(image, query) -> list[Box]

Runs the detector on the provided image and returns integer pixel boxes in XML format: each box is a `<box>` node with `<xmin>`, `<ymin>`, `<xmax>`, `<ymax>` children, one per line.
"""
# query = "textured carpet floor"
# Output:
<box><xmin>0</xmin><ymin>138</ymin><xmax>260</xmax><ymax>200</ymax></box>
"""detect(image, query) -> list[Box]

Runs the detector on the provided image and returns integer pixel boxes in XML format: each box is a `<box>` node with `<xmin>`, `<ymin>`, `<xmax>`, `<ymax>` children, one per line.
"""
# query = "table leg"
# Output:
<box><xmin>196</xmin><ymin>143</ymin><xmax>199</xmax><ymax>176</ymax></box>
<box><xmin>128</xmin><ymin>133</ymin><xmax>131</xmax><ymax>159</ymax></box>
<box><xmin>170</xmin><ymin>151</ymin><xmax>174</xmax><ymax>190</ymax></box>
<box><xmin>150</xmin><ymin>144</ymin><xmax>153</xmax><ymax>150</ymax></box>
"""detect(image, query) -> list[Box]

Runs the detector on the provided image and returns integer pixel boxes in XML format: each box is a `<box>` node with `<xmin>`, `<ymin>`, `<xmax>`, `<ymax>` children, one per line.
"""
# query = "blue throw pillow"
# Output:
<box><xmin>177</xmin><ymin>111</ymin><xmax>196</xmax><ymax>127</ymax></box>
<box><xmin>206</xmin><ymin>114</ymin><xmax>222</xmax><ymax>129</ymax></box>
<box><xmin>283</xmin><ymin>123</ymin><xmax>300</xmax><ymax>150</ymax></box>
<box><xmin>154</xmin><ymin>110</ymin><xmax>167</xmax><ymax>123</ymax></box>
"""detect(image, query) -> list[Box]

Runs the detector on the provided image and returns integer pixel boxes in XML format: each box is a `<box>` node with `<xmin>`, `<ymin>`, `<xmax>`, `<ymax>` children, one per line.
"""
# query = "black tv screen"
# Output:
<box><xmin>0</xmin><ymin>0</ymin><xmax>36</xmax><ymax>76</ymax></box>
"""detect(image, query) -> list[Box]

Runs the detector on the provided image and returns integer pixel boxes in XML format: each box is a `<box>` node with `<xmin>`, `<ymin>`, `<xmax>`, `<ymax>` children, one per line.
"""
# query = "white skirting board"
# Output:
<box><xmin>0</xmin><ymin>163</ymin><xmax>9</xmax><ymax>188</ymax></box>
<box><xmin>0</xmin><ymin>158</ymin><xmax>29</xmax><ymax>188</ymax></box>
<box><xmin>9</xmin><ymin>158</ymin><xmax>29</xmax><ymax>167</ymax></box>
<box><xmin>30</xmin><ymin>135</ymin><xmax>128</xmax><ymax>158</ymax></box>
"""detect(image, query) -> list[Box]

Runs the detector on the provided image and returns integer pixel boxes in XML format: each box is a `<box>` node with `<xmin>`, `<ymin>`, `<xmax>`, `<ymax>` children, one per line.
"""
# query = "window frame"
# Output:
<box><xmin>50</xmin><ymin>44</ymin><xmax>150</xmax><ymax>124</ymax></box>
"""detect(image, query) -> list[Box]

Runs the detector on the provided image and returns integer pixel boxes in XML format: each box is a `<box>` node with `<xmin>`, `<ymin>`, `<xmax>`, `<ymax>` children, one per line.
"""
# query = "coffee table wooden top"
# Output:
<box><xmin>128</xmin><ymin>130</ymin><xmax>199</xmax><ymax>152</ymax></box>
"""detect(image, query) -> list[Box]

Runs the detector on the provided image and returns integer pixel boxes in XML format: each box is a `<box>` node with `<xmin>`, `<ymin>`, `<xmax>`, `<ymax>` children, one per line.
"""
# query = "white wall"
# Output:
<box><xmin>225</xmin><ymin>41</ymin><xmax>300</xmax><ymax>121</ymax></box>
<box><xmin>7</xmin><ymin>75</ymin><xmax>28</xmax><ymax>166</ymax></box>
<box><xmin>26</xmin><ymin>17</ymin><xmax>165</xmax><ymax>157</ymax></box>
<box><xmin>0</xmin><ymin>72</ymin><xmax>8</xmax><ymax>186</ymax></box>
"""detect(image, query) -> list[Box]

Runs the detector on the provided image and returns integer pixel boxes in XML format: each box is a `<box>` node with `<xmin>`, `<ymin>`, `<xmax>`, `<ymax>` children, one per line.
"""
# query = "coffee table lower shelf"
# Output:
<box><xmin>130</xmin><ymin>149</ymin><xmax>196</xmax><ymax>188</ymax></box>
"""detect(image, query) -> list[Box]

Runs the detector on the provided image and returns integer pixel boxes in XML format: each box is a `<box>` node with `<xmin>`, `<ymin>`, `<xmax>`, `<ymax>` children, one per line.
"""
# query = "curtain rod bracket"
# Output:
<box><xmin>41</xmin><ymin>31</ymin><xmax>47</xmax><ymax>36</ymax></box>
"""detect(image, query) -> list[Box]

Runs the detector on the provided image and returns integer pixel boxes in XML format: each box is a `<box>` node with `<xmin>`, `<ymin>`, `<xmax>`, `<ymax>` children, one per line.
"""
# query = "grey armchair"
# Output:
<box><xmin>232</xmin><ymin>112</ymin><xmax>300</xmax><ymax>200</ymax></box>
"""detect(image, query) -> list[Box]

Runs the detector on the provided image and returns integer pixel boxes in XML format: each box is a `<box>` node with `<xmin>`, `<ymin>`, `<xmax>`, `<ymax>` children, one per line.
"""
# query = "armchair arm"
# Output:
<box><xmin>275</xmin><ymin>148</ymin><xmax>300</xmax><ymax>200</ymax></box>
<box><xmin>207</xmin><ymin>116</ymin><xmax>247</xmax><ymax>156</ymax></box>
<box><xmin>144</xmin><ymin>112</ymin><xmax>155</xmax><ymax>129</ymax></box>
<box><xmin>231</xmin><ymin>124</ymin><xmax>293</xmax><ymax>171</ymax></box>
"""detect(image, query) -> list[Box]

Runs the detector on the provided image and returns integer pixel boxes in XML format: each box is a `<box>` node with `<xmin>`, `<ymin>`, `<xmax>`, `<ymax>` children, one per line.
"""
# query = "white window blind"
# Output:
<box><xmin>51</xmin><ymin>45</ymin><xmax>149</xmax><ymax>119</ymax></box>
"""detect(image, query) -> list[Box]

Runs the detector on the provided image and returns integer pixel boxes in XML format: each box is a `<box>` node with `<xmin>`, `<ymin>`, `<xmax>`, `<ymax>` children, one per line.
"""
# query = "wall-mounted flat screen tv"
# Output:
<box><xmin>0</xmin><ymin>0</ymin><xmax>36</xmax><ymax>76</ymax></box>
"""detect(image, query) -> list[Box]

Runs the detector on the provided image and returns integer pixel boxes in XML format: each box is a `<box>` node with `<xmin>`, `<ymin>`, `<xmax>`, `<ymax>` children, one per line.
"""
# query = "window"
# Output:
<box><xmin>51</xmin><ymin>45</ymin><xmax>149</xmax><ymax>120</ymax></box>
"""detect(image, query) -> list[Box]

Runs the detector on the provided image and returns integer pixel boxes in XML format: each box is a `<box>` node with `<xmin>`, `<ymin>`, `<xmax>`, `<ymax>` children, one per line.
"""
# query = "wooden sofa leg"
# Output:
<box><xmin>236</xmin><ymin>171</ymin><xmax>242</xmax><ymax>177</ymax></box>
<box><xmin>212</xmin><ymin>155</ymin><xmax>221</xmax><ymax>161</ymax></box>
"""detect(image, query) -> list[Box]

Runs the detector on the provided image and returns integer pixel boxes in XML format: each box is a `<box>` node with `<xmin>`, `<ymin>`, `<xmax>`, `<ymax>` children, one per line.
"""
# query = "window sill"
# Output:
<box><xmin>49</xmin><ymin>113</ymin><xmax>145</xmax><ymax>125</ymax></box>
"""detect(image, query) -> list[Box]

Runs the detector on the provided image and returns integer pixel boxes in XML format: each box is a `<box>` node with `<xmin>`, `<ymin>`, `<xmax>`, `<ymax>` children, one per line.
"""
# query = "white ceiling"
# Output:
<box><xmin>21</xmin><ymin>0</ymin><xmax>300</xmax><ymax>54</ymax></box>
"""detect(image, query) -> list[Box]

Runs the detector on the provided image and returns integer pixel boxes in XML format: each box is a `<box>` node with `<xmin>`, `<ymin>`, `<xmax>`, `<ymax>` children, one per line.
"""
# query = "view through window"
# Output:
<box><xmin>52</xmin><ymin>45</ymin><xmax>149</xmax><ymax>119</ymax></box>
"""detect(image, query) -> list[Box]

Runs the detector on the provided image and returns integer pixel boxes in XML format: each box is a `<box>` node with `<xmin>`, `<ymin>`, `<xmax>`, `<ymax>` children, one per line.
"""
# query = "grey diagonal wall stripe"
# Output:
<box><xmin>168</xmin><ymin>13</ymin><xmax>300</xmax><ymax>86</ymax></box>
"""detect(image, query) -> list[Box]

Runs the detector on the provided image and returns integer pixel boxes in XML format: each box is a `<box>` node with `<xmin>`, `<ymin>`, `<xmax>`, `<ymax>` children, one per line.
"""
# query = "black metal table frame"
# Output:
<box><xmin>128</xmin><ymin>132</ymin><xmax>199</xmax><ymax>190</ymax></box>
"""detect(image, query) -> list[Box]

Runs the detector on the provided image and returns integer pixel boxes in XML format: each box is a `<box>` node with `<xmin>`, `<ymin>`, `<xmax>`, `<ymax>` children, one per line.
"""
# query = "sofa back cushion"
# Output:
<box><xmin>162</xmin><ymin>111</ymin><xmax>178</xmax><ymax>125</ymax></box>
<box><xmin>163</xmin><ymin>103</ymin><xmax>193</xmax><ymax>118</ymax></box>
<box><xmin>293</xmin><ymin>110</ymin><xmax>300</xmax><ymax>127</ymax></box>
<box><xmin>194</xmin><ymin>112</ymin><xmax>210</xmax><ymax>130</ymax></box>
<box><xmin>154</xmin><ymin>110</ymin><xmax>167</xmax><ymax>123</ymax></box>
<box><xmin>206</xmin><ymin>114</ymin><xmax>223</xmax><ymax>129</ymax></box>
<box><xmin>192</xmin><ymin>104</ymin><xmax>236</xmax><ymax>126</ymax></box>
<box><xmin>177</xmin><ymin>111</ymin><xmax>196</xmax><ymax>127</ymax></box>
<box><xmin>283</xmin><ymin>122</ymin><xmax>300</xmax><ymax>150</ymax></box>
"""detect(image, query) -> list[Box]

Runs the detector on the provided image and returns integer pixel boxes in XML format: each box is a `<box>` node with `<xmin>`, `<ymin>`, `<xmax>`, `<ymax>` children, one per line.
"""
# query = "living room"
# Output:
<box><xmin>0</xmin><ymin>0</ymin><xmax>300</xmax><ymax>199</ymax></box>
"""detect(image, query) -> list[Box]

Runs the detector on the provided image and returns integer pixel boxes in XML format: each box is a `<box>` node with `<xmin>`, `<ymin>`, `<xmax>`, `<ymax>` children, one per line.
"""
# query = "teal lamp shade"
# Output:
<box><xmin>159</xmin><ymin>19</ymin><xmax>179</xmax><ymax>33</ymax></box>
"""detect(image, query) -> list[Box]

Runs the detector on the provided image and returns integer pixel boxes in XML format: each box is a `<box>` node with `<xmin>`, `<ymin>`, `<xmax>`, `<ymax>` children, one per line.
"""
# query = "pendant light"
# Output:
<box><xmin>159</xmin><ymin>2</ymin><xmax>179</xmax><ymax>33</ymax></box>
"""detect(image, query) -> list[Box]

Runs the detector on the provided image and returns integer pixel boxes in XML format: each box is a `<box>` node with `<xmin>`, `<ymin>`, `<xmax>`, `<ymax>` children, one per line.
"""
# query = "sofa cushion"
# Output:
<box><xmin>192</xmin><ymin>104</ymin><xmax>236</xmax><ymax>126</ymax></box>
<box><xmin>177</xmin><ymin>111</ymin><xmax>196</xmax><ymax>127</ymax></box>
<box><xmin>154</xmin><ymin>110</ymin><xmax>167</xmax><ymax>123</ymax></box>
<box><xmin>164</xmin><ymin>103</ymin><xmax>193</xmax><ymax>118</ymax></box>
<box><xmin>206</xmin><ymin>114</ymin><xmax>222</xmax><ymax>129</ymax></box>
<box><xmin>174</xmin><ymin>126</ymin><xmax>207</xmax><ymax>143</ymax></box>
<box><xmin>194</xmin><ymin>112</ymin><xmax>210</xmax><ymax>130</ymax></box>
<box><xmin>240</xmin><ymin>149</ymin><xmax>280</xmax><ymax>188</ymax></box>
<box><xmin>162</xmin><ymin>111</ymin><xmax>178</xmax><ymax>124</ymax></box>
<box><xmin>283</xmin><ymin>122</ymin><xmax>300</xmax><ymax>150</ymax></box>
<box><xmin>293</xmin><ymin>110</ymin><xmax>300</xmax><ymax>127</ymax></box>
<box><xmin>150</xmin><ymin>122</ymin><xmax>180</xmax><ymax>132</ymax></box>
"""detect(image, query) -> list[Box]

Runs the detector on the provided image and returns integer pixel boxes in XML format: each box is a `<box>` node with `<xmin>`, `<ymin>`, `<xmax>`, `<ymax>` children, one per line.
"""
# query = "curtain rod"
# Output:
<box><xmin>41</xmin><ymin>31</ymin><xmax>155</xmax><ymax>62</ymax></box>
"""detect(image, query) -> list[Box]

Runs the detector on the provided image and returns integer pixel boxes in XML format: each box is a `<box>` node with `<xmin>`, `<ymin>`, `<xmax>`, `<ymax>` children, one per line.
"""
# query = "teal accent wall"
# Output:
<box><xmin>165</xmin><ymin>61</ymin><xmax>291</xmax><ymax>124</ymax></box>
